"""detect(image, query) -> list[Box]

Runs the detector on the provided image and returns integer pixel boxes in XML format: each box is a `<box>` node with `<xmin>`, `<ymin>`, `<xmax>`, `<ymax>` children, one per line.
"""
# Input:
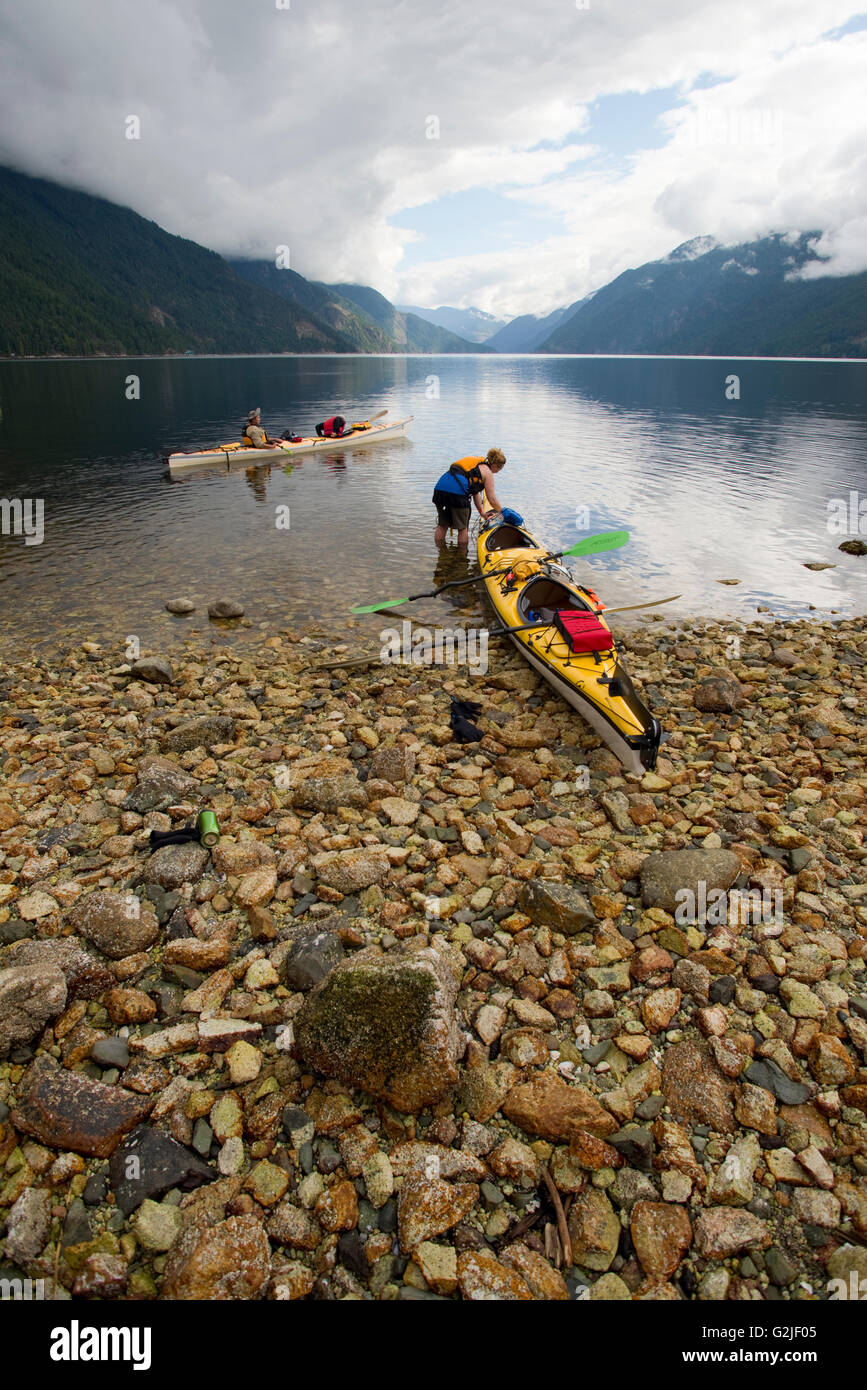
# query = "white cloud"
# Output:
<box><xmin>0</xmin><ymin>0</ymin><xmax>863</xmax><ymax>314</ymax></box>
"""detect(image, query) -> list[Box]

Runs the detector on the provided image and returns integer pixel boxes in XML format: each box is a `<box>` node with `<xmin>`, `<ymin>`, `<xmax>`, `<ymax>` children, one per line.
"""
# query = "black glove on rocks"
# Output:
<box><xmin>149</xmin><ymin>825</ymin><xmax>201</xmax><ymax>849</ymax></box>
<box><xmin>449</xmin><ymin>696</ymin><xmax>484</xmax><ymax>743</ymax></box>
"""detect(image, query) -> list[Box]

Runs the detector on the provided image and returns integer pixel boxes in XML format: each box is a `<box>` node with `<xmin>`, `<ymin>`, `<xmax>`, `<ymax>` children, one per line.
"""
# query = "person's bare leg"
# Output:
<box><xmin>456</xmin><ymin>527</ymin><xmax>469</xmax><ymax>548</ymax></box>
<box><xmin>435</xmin><ymin>525</ymin><xmax>448</xmax><ymax>546</ymax></box>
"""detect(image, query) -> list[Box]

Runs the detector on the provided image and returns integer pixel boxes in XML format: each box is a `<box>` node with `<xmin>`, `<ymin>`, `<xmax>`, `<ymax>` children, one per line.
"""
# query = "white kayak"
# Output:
<box><xmin>166</xmin><ymin>415</ymin><xmax>413</xmax><ymax>472</ymax></box>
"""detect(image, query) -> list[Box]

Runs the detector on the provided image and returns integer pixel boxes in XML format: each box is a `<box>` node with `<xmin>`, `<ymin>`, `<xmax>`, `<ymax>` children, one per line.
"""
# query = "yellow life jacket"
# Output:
<box><xmin>448</xmin><ymin>455</ymin><xmax>486</xmax><ymax>496</ymax></box>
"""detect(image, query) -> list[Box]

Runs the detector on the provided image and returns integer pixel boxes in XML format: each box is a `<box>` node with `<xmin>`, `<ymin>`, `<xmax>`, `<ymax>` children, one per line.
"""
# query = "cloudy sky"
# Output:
<box><xmin>1</xmin><ymin>0</ymin><xmax>865</xmax><ymax>317</ymax></box>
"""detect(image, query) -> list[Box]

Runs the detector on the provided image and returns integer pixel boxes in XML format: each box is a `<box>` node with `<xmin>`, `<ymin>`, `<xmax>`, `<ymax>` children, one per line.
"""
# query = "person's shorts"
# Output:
<box><xmin>433</xmin><ymin>488</ymin><xmax>471</xmax><ymax>530</ymax></box>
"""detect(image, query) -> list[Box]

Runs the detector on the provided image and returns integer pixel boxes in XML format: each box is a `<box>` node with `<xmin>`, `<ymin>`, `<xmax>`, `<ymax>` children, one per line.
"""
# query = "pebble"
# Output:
<box><xmin>0</xmin><ymin>611</ymin><xmax>863</xmax><ymax>1304</ymax></box>
<box><xmin>90</xmin><ymin>1037</ymin><xmax>131</xmax><ymax>1069</ymax></box>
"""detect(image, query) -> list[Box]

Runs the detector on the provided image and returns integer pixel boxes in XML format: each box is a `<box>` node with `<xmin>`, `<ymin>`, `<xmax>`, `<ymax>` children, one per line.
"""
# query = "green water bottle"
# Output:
<box><xmin>197</xmin><ymin>810</ymin><xmax>220</xmax><ymax>848</ymax></box>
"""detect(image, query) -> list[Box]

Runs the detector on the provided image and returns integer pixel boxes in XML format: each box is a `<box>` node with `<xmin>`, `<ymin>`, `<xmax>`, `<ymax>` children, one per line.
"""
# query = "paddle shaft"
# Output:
<box><xmin>489</xmin><ymin>593</ymin><xmax>682</xmax><ymax>637</ymax></box>
<box><xmin>352</xmin><ymin>529</ymin><xmax>629</xmax><ymax>613</ymax></box>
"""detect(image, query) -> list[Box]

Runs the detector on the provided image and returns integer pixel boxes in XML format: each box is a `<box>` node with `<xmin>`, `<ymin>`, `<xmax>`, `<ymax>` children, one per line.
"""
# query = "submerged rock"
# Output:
<box><xmin>208</xmin><ymin>599</ymin><xmax>245</xmax><ymax>619</ymax></box>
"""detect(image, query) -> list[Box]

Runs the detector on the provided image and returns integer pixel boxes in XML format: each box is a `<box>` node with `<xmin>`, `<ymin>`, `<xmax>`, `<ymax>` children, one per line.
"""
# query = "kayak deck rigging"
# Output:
<box><xmin>475</xmin><ymin>516</ymin><xmax>661</xmax><ymax>773</ymax></box>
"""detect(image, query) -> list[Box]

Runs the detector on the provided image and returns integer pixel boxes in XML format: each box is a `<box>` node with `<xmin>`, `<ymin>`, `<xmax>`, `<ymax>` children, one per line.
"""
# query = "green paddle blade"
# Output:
<box><xmin>350</xmin><ymin>597</ymin><xmax>410</xmax><ymax>615</ymax></box>
<box><xmin>561</xmin><ymin>529</ymin><xmax>629</xmax><ymax>558</ymax></box>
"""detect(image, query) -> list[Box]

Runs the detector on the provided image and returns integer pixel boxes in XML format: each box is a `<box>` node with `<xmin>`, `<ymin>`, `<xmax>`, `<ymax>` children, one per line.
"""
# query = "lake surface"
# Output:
<box><xmin>0</xmin><ymin>355</ymin><xmax>865</xmax><ymax>659</ymax></box>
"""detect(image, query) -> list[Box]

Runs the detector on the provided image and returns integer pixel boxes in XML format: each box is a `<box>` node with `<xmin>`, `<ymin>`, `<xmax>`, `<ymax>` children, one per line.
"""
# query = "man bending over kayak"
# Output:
<box><xmin>433</xmin><ymin>449</ymin><xmax>506</xmax><ymax>549</ymax></box>
<box><xmin>315</xmin><ymin>414</ymin><xmax>353</xmax><ymax>439</ymax></box>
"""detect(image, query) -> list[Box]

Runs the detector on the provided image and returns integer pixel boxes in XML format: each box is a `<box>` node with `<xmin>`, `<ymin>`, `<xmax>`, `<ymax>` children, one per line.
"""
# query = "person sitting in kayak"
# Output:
<box><xmin>433</xmin><ymin>449</ymin><xmax>506</xmax><ymax>548</ymax></box>
<box><xmin>315</xmin><ymin>414</ymin><xmax>352</xmax><ymax>439</ymax></box>
<box><xmin>243</xmin><ymin>408</ymin><xmax>278</xmax><ymax>448</ymax></box>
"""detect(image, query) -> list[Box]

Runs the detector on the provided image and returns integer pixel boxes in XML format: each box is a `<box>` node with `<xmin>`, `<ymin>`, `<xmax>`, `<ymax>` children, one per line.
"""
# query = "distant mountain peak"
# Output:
<box><xmin>664</xmin><ymin>235</ymin><xmax>720</xmax><ymax>263</ymax></box>
<box><xmin>537</xmin><ymin>229</ymin><xmax>867</xmax><ymax>358</ymax></box>
<box><xmin>395</xmin><ymin>303</ymin><xmax>510</xmax><ymax>343</ymax></box>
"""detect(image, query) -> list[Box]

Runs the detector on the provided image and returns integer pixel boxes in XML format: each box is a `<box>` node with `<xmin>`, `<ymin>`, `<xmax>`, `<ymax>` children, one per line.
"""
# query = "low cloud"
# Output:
<box><xmin>0</xmin><ymin>0</ymin><xmax>863</xmax><ymax>314</ymax></box>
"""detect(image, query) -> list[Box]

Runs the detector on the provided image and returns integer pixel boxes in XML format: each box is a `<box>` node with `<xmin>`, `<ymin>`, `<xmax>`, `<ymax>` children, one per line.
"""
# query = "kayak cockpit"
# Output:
<box><xmin>518</xmin><ymin>576</ymin><xmax>595</xmax><ymax>622</ymax></box>
<box><xmin>484</xmin><ymin>525</ymin><xmax>536</xmax><ymax>551</ymax></box>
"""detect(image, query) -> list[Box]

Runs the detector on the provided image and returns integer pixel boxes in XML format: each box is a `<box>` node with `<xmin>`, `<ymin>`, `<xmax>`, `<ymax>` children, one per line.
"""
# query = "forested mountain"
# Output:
<box><xmin>0</xmin><ymin>167</ymin><xmax>354</xmax><ymax>357</ymax></box>
<box><xmin>539</xmin><ymin>235</ymin><xmax>867</xmax><ymax>357</ymax></box>
<box><xmin>0</xmin><ymin>167</ymin><xmax>482</xmax><ymax>357</ymax></box>
<box><xmin>3</xmin><ymin>165</ymin><xmax>864</xmax><ymax>360</ymax></box>
<box><xmin>325</xmin><ymin>283</ymin><xmax>492</xmax><ymax>353</ymax></box>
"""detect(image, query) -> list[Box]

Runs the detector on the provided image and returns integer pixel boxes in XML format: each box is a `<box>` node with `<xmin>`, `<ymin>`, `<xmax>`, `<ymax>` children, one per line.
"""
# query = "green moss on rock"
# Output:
<box><xmin>297</xmin><ymin>966</ymin><xmax>435</xmax><ymax>1073</ymax></box>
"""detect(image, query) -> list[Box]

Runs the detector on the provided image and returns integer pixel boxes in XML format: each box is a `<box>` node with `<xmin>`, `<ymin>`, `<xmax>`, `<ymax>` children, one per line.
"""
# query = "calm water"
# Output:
<box><xmin>0</xmin><ymin>355</ymin><xmax>865</xmax><ymax>658</ymax></box>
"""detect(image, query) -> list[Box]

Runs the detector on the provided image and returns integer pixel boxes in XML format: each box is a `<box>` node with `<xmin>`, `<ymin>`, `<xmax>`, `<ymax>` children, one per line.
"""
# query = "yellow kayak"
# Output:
<box><xmin>477</xmin><ymin>515</ymin><xmax>661</xmax><ymax>775</ymax></box>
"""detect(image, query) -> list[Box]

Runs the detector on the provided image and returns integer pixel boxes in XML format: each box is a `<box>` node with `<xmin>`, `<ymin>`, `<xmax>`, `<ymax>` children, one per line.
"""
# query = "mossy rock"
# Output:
<box><xmin>294</xmin><ymin>948</ymin><xmax>462</xmax><ymax>1113</ymax></box>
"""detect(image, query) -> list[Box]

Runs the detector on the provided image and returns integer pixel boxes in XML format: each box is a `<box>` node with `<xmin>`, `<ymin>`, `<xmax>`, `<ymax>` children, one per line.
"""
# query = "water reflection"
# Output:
<box><xmin>0</xmin><ymin>355</ymin><xmax>864</xmax><ymax>659</ymax></box>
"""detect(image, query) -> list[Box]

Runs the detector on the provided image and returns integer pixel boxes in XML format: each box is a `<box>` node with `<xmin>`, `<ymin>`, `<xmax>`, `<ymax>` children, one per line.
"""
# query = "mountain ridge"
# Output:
<box><xmin>538</xmin><ymin>234</ymin><xmax>867</xmax><ymax>357</ymax></box>
<box><xmin>0</xmin><ymin>166</ymin><xmax>483</xmax><ymax>358</ymax></box>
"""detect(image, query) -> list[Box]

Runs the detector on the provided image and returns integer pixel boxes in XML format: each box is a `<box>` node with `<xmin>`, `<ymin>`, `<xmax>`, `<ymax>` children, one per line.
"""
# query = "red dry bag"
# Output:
<box><xmin>554</xmin><ymin>610</ymin><xmax>613</xmax><ymax>653</ymax></box>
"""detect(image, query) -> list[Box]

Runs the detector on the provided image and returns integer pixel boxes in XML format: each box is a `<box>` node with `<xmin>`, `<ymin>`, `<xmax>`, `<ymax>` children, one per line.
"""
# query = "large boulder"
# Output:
<box><xmin>0</xmin><ymin>963</ymin><xmax>67</xmax><ymax>1057</ymax></box>
<box><xmin>294</xmin><ymin>943</ymin><xmax>464</xmax><ymax>1112</ymax></box>
<box><xmin>2</xmin><ymin>938</ymin><xmax>113</xmax><ymax>1001</ymax></box>
<box><xmin>67</xmin><ymin>890</ymin><xmax>160</xmax><ymax>960</ymax></box>
<box><xmin>639</xmin><ymin>848</ymin><xmax>741</xmax><ymax>915</ymax></box>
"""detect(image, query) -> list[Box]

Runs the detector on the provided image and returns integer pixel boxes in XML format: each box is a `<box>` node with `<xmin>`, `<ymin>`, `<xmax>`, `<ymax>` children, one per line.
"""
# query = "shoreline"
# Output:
<box><xmin>0</xmin><ymin>612</ymin><xmax>864</xmax><ymax>1302</ymax></box>
<box><xmin>3</xmin><ymin>352</ymin><xmax>867</xmax><ymax>363</ymax></box>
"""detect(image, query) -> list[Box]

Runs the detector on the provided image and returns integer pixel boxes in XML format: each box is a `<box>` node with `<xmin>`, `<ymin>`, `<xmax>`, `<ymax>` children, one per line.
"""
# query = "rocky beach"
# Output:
<box><xmin>0</xmin><ymin>610</ymin><xmax>865</xmax><ymax>1303</ymax></box>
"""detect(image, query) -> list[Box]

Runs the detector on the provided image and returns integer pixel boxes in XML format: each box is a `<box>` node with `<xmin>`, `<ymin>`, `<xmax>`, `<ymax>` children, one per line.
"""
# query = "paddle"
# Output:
<box><xmin>350</xmin><ymin>529</ymin><xmax>630</xmax><ymax>614</ymax></box>
<box><xmin>488</xmin><ymin>593</ymin><xmax>682</xmax><ymax>638</ymax></box>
